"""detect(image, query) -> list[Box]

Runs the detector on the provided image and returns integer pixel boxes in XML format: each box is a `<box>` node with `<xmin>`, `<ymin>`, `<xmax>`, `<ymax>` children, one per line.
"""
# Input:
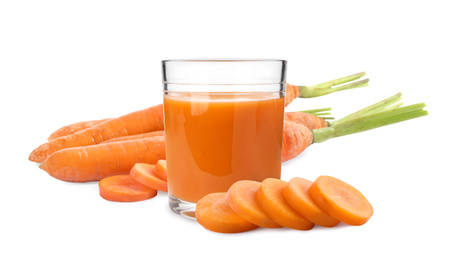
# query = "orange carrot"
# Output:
<box><xmin>282</xmin><ymin>177</ymin><xmax>340</xmax><ymax>227</ymax></box>
<box><xmin>282</xmin><ymin>120</ymin><xmax>313</xmax><ymax>162</ymax></box>
<box><xmin>282</xmin><ymin>94</ymin><xmax>428</xmax><ymax>162</ymax></box>
<box><xmin>29</xmin><ymin>104</ymin><xmax>164</xmax><ymax>163</ymax></box>
<box><xmin>255</xmin><ymin>178</ymin><xmax>315</xmax><ymax>230</ymax></box>
<box><xmin>39</xmin><ymin>136</ymin><xmax>166</xmax><ymax>182</ymax></box>
<box><xmin>48</xmin><ymin>118</ymin><xmax>111</xmax><ymax>141</ymax></box>
<box><xmin>285</xmin><ymin>83</ymin><xmax>300</xmax><ymax>107</ymax></box>
<box><xmin>154</xmin><ymin>160</ymin><xmax>167</xmax><ymax>181</ymax></box>
<box><xmin>130</xmin><ymin>163</ymin><xmax>168</xmax><ymax>192</ymax></box>
<box><xmin>99</xmin><ymin>175</ymin><xmax>157</xmax><ymax>202</ymax></box>
<box><xmin>102</xmin><ymin>130</ymin><xmax>165</xmax><ymax>143</ymax></box>
<box><xmin>195</xmin><ymin>192</ymin><xmax>258</xmax><ymax>233</ymax></box>
<box><xmin>225</xmin><ymin>180</ymin><xmax>282</xmax><ymax>228</ymax></box>
<box><xmin>309</xmin><ymin>176</ymin><xmax>373</xmax><ymax>226</ymax></box>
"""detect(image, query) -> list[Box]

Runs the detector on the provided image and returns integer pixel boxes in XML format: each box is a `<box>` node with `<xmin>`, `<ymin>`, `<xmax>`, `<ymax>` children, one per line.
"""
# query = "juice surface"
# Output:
<box><xmin>164</xmin><ymin>93</ymin><xmax>285</xmax><ymax>203</ymax></box>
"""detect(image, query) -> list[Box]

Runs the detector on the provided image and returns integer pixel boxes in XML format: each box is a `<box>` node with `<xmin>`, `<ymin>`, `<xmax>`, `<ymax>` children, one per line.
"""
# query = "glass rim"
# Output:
<box><xmin>162</xmin><ymin>58</ymin><xmax>287</xmax><ymax>88</ymax></box>
<box><xmin>162</xmin><ymin>59</ymin><xmax>286</xmax><ymax>63</ymax></box>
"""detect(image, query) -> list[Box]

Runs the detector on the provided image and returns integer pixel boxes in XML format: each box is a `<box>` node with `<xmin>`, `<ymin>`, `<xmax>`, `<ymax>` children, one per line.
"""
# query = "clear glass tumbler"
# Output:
<box><xmin>162</xmin><ymin>59</ymin><xmax>287</xmax><ymax>218</ymax></box>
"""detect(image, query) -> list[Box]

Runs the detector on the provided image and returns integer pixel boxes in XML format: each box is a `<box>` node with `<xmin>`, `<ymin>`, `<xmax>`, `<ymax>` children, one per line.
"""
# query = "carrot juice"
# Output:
<box><xmin>164</xmin><ymin>93</ymin><xmax>285</xmax><ymax>203</ymax></box>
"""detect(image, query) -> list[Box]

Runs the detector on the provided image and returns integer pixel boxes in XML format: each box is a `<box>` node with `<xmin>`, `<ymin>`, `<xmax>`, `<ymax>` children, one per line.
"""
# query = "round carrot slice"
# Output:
<box><xmin>282</xmin><ymin>177</ymin><xmax>340</xmax><ymax>227</ymax></box>
<box><xmin>309</xmin><ymin>175</ymin><xmax>373</xmax><ymax>226</ymax></box>
<box><xmin>154</xmin><ymin>160</ymin><xmax>167</xmax><ymax>181</ymax></box>
<box><xmin>225</xmin><ymin>180</ymin><xmax>282</xmax><ymax>228</ymax></box>
<box><xmin>130</xmin><ymin>163</ymin><xmax>168</xmax><ymax>192</ymax></box>
<box><xmin>98</xmin><ymin>175</ymin><xmax>157</xmax><ymax>202</ymax></box>
<box><xmin>256</xmin><ymin>178</ymin><xmax>314</xmax><ymax>230</ymax></box>
<box><xmin>195</xmin><ymin>192</ymin><xmax>258</xmax><ymax>233</ymax></box>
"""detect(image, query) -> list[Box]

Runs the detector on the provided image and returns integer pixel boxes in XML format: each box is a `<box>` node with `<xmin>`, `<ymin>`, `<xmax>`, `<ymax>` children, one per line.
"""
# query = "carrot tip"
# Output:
<box><xmin>29</xmin><ymin>153</ymin><xmax>38</xmax><ymax>162</ymax></box>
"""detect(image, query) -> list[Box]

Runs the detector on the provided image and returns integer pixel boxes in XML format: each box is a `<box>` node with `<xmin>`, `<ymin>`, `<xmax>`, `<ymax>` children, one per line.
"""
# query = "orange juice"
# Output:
<box><xmin>164</xmin><ymin>93</ymin><xmax>285</xmax><ymax>203</ymax></box>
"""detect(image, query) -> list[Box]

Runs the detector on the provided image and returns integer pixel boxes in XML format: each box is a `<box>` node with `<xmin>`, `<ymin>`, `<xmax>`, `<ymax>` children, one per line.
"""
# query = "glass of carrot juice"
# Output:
<box><xmin>162</xmin><ymin>59</ymin><xmax>287</xmax><ymax>218</ymax></box>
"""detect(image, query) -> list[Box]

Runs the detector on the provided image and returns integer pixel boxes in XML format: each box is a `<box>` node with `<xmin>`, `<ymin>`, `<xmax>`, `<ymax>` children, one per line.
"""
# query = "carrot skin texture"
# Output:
<box><xmin>309</xmin><ymin>176</ymin><xmax>374</xmax><ymax>226</ymax></box>
<box><xmin>196</xmin><ymin>192</ymin><xmax>258</xmax><ymax>233</ymax></box>
<box><xmin>99</xmin><ymin>175</ymin><xmax>157</xmax><ymax>202</ymax></box>
<box><xmin>102</xmin><ymin>131</ymin><xmax>165</xmax><ymax>143</ymax></box>
<box><xmin>48</xmin><ymin>118</ymin><xmax>111</xmax><ymax>141</ymax></box>
<box><xmin>282</xmin><ymin>177</ymin><xmax>340</xmax><ymax>227</ymax></box>
<box><xmin>256</xmin><ymin>178</ymin><xmax>315</xmax><ymax>230</ymax></box>
<box><xmin>225</xmin><ymin>180</ymin><xmax>282</xmax><ymax>228</ymax></box>
<box><xmin>285</xmin><ymin>83</ymin><xmax>300</xmax><ymax>107</ymax></box>
<box><xmin>130</xmin><ymin>163</ymin><xmax>168</xmax><ymax>192</ymax></box>
<box><xmin>30</xmin><ymin>104</ymin><xmax>164</xmax><ymax>163</ymax></box>
<box><xmin>282</xmin><ymin>120</ymin><xmax>313</xmax><ymax>162</ymax></box>
<box><xmin>39</xmin><ymin>136</ymin><xmax>166</xmax><ymax>182</ymax></box>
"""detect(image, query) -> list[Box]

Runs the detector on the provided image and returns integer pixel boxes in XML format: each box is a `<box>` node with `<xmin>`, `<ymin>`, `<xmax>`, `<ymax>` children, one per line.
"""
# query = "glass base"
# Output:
<box><xmin>169</xmin><ymin>195</ymin><xmax>196</xmax><ymax>219</ymax></box>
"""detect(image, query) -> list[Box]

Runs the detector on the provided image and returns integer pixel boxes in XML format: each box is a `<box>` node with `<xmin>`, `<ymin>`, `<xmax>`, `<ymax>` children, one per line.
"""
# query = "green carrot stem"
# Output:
<box><xmin>382</xmin><ymin>102</ymin><xmax>404</xmax><ymax>111</ymax></box>
<box><xmin>312</xmin><ymin>112</ymin><xmax>331</xmax><ymax>116</ymax></box>
<box><xmin>330</xmin><ymin>93</ymin><xmax>403</xmax><ymax>126</ymax></box>
<box><xmin>312</xmin><ymin>103</ymin><xmax>428</xmax><ymax>143</ymax></box>
<box><xmin>298</xmin><ymin>72</ymin><xmax>369</xmax><ymax>98</ymax></box>
<box><xmin>308</xmin><ymin>72</ymin><xmax>366</xmax><ymax>89</ymax></box>
<box><xmin>298</xmin><ymin>107</ymin><xmax>331</xmax><ymax>115</ymax></box>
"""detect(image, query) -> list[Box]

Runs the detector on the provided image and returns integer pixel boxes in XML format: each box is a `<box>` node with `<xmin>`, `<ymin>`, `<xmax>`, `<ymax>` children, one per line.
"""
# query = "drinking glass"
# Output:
<box><xmin>162</xmin><ymin>59</ymin><xmax>287</xmax><ymax>218</ymax></box>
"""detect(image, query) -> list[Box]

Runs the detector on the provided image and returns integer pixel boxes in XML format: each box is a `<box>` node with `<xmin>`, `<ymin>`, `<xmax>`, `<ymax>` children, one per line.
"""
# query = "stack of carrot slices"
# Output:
<box><xmin>97</xmin><ymin>161</ymin><xmax>373</xmax><ymax>234</ymax></box>
<box><xmin>195</xmin><ymin>176</ymin><xmax>373</xmax><ymax>233</ymax></box>
<box><xmin>98</xmin><ymin>160</ymin><xmax>168</xmax><ymax>202</ymax></box>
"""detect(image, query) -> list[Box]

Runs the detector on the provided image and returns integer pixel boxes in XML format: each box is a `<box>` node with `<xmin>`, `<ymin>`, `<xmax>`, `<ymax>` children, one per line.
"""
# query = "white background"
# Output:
<box><xmin>1</xmin><ymin>0</ymin><xmax>453</xmax><ymax>259</ymax></box>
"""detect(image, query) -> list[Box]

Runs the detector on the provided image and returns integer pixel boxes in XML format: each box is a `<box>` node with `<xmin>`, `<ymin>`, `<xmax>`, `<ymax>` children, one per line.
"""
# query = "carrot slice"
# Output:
<box><xmin>98</xmin><ymin>175</ymin><xmax>157</xmax><ymax>202</ymax></box>
<box><xmin>309</xmin><ymin>175</ymin><xmax>373</xmax><ymax>226</ymax></box>
<box><xmin>195</xmin><ymin>192</ymin><xmax>258</xmax><ymax>233</ymax></box>
<box><xmin>255</xmin><ymin>178</ymin><xmax>314</xmax><ymax>230</ymax></box>
<box><xmin>225</xmin><ymin>180</ymin><xmax>282</xmax><ymax>228</ymax></box>
<box><xmin>130</xmin><ymin>163</ymin><xmax>168</xmax><ymax>192</ymax></box>
<box><xmin>282</xmin><ymin>177</ymin><xmax>340</xmax><ymax>227</ymax></box>
<box><xmin>154</xmin><ymin>160</ymin><xmax>167</xmax><ymax>181</ymax></box>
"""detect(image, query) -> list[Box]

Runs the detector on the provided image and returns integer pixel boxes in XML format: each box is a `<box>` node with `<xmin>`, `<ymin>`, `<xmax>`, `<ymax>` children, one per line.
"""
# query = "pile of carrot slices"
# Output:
<box><xmin>195</xmin><ymin>176</ymin><xmax>373</xmax><ymax>233</ymax></box>
<box><xmin>98</xmin><ymin>159</ymin><xmax>373</xmax><ymax>233</ymax></box>
<box><xmin>97</xmin><ymin>160</ymin><xmax>373</xmax><ymax>234</ymax></box>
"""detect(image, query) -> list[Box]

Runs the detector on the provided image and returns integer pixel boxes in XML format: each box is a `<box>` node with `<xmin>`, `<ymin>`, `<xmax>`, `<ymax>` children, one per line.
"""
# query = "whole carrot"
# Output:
<box><xmin>282</xmin><ymin>94</ymin><xmax>428</xmax><ymax>161</ymax></box>
<box><xmin>29</xmin><ymin>104</ymin><xmax>164</xmax><ymax>163</ymax></box>
<box><xmin>39</xmin><ymin>136</ymin><xmax>165</xmax><ymax>182</ymax></box>
<box><xmin>38</xmin><ymin>94</ymin><xmax>427</xmax><ymax>182</ymax></box>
